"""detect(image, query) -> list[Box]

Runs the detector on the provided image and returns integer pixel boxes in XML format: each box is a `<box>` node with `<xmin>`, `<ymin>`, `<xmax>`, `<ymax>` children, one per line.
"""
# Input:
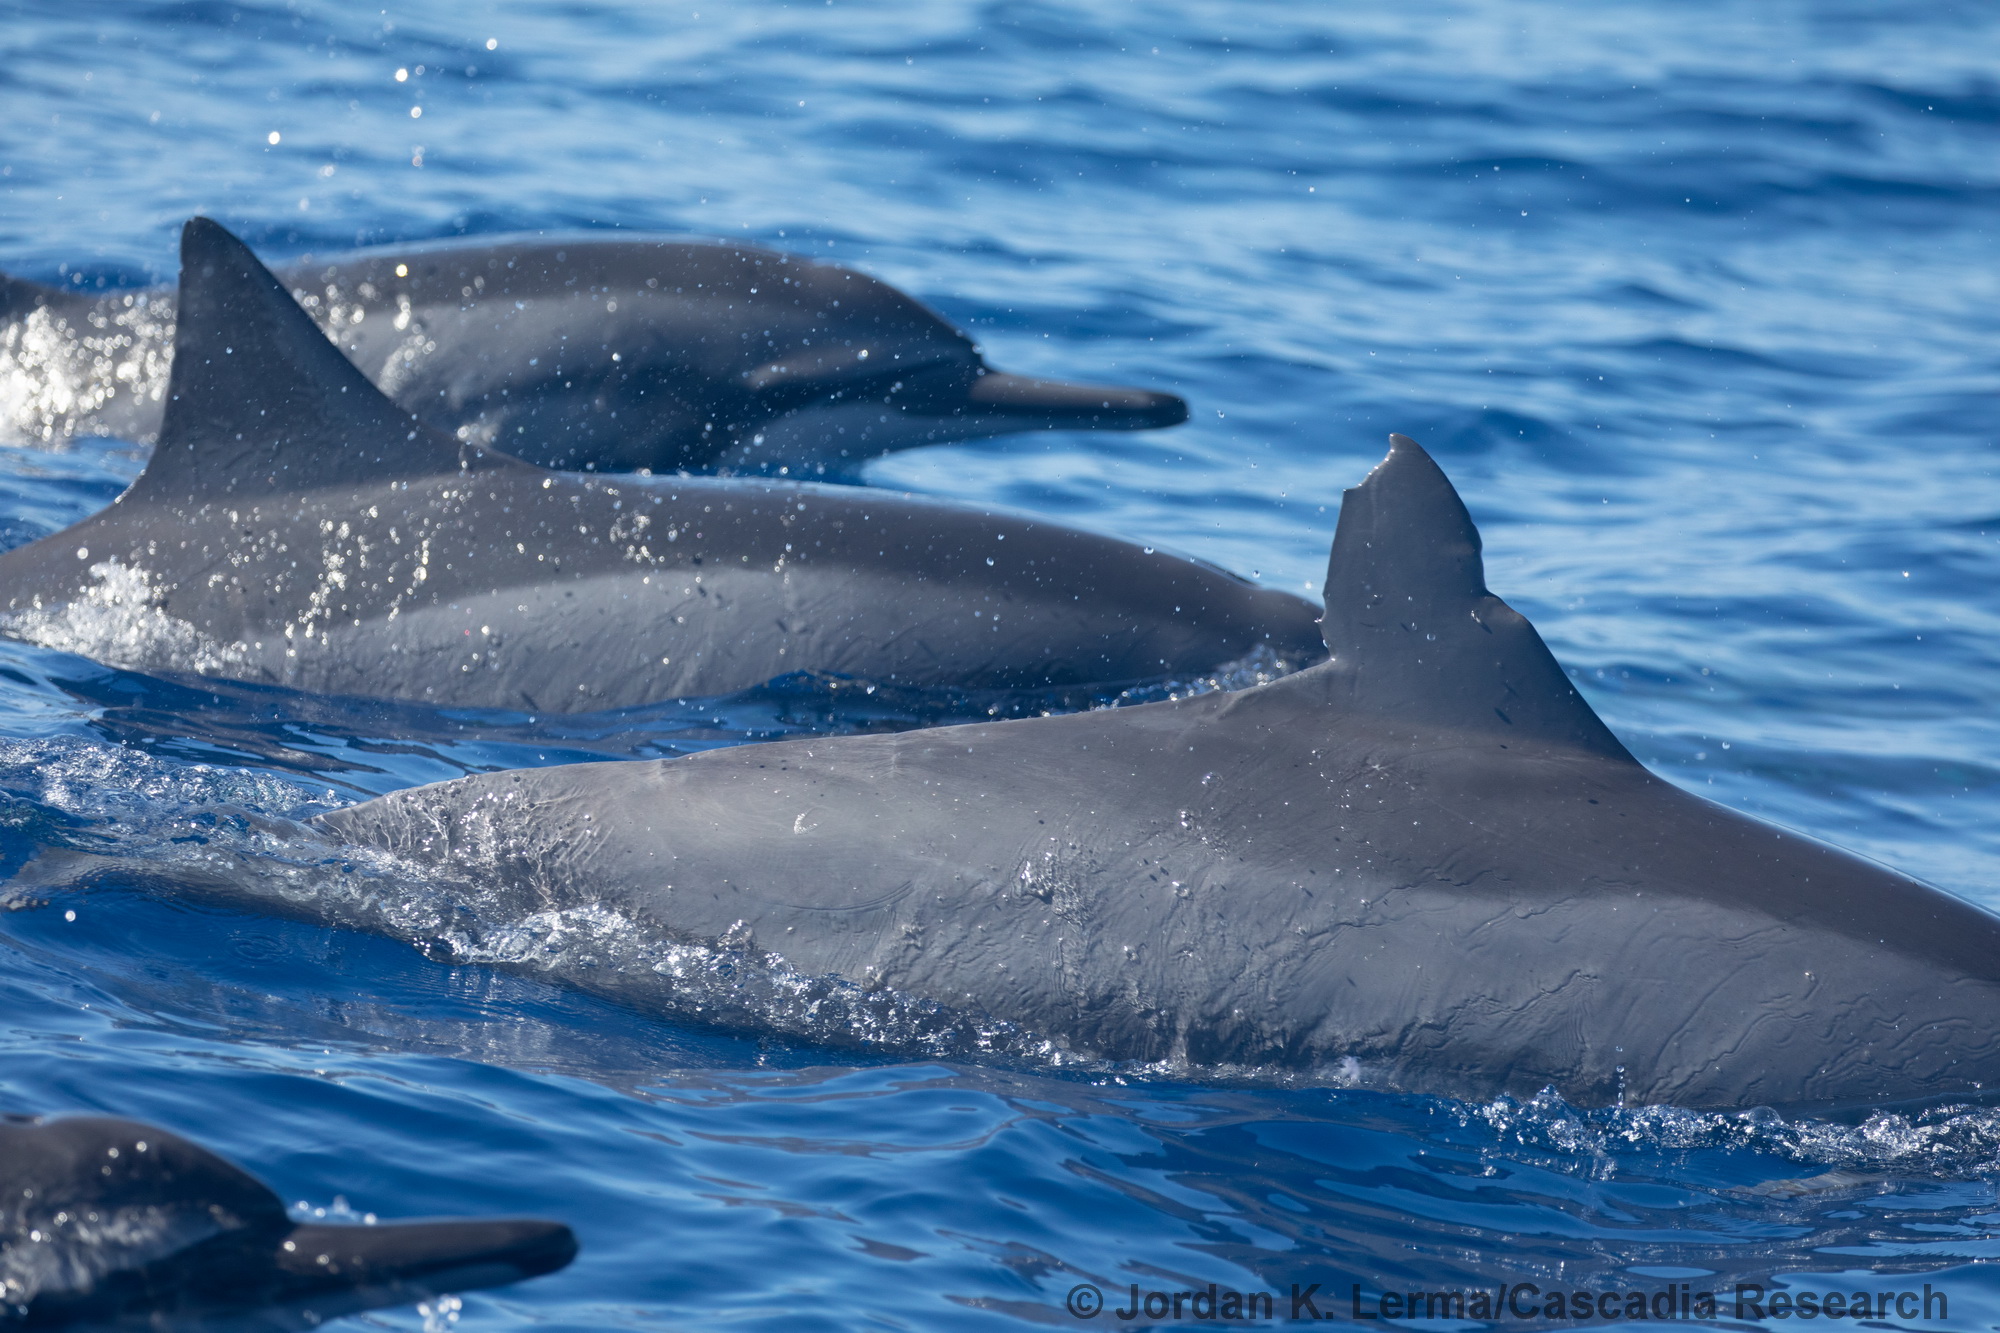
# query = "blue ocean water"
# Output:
<box><xmin>2</xmin><ymin>0</ymin><xmax>1999</xmax><ymax>1326</ymax></box>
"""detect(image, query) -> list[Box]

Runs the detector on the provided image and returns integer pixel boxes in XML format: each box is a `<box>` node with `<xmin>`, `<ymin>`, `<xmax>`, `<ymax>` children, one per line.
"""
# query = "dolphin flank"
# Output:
<box><xmin>0</xmin><ymin>219</ymin><xmax>1322</xmax><ymax>711</ymax></box>
<box><xmin>0</xmin><ymin>232</ymin><xmax>1187</xmax><ymax>471</ymax></box>
<box><xmin>321</xmin><ymin>434</ymin><xmax>2000</xmax><ymax>1111</ymax></box>
<box><xmin>0</xmin><ymin>1114</ymin><xmax>573</xmax><ymax>1328</ymax></box>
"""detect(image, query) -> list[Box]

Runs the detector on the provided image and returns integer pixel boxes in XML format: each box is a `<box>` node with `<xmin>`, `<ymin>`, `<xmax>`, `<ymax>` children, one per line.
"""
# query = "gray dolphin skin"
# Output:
<box><xmin>323</xmin><ymin>434</ymin><xmax>2000</xmax><ymax>1111</ymax></box>
<box><xmin>0</xmin><ymin>233</ymin><xmax>1187</xmax><ymax>471</ymax></box>
<box><xmin>0</xmin><ymin>220</ymin><xmax>1321</xmax><ymax>711</ymax></box>
<box><xmin>0</xmin><ymin>1114</ymin><xmax>574</xmax><ymax>1328</ymax></box>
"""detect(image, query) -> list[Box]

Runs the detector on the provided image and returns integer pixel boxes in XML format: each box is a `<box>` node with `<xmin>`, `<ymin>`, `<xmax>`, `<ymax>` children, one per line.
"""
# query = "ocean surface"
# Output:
<box><xmin>2</xmin><ymin>0</ymin><xmax>1999</xmax><ymax>1327</ymax></box>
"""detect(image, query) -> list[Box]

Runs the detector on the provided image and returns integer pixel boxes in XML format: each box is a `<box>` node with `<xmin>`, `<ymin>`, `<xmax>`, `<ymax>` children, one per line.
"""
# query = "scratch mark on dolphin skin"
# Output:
<box><xmin>745</xmin><ymin>881</ymin><xmax>916</xmax><ymax>915</ymax></box>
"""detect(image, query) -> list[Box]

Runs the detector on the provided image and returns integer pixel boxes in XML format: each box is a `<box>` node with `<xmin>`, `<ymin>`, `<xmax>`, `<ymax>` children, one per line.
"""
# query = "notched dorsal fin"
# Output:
<box><xmin>1319</xmin><ymin>434</ymin><xmax>1632</xmax><ymax>759</ymax></box>
<box><xmin>126</xmin><ymin>218</ymin><xmax>492</xmax><ymax>507</ymax></box>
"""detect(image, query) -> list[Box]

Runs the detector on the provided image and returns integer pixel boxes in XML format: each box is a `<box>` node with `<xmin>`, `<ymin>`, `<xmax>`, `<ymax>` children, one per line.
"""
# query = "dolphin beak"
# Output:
<box><xmin>963</xmin><ymin>372</ymin><xmax>1188</xmax><ymax>430</ymax></box>
<box><xmin>278</xmin><ymin>1216</ymin><xmax>578</xmax><ymax>1294</ymax></box>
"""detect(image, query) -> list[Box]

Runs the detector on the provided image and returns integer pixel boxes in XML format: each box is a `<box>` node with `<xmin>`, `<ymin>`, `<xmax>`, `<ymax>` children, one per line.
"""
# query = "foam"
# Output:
<box><xmin>0</xmin><ymin>301</ymin><xmax>172</xmax><ymax>448</ymax></box>
<box><xmin>0</xmin><ymin>560</ymin><xmax>249</xmax><ymax>677</ymax></box>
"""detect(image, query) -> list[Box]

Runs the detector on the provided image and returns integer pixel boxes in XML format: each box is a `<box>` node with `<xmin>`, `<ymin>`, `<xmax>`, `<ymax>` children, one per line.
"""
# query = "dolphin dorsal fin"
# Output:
<box><xmin>124</xmin><ymin>218</ymin><xmax>489</xmax><ymax>508</ymax></box>
<box><xmin>1318</xmin><ymin>434</ymin><xmax>1632</xmax><ymax>759</ymax></box>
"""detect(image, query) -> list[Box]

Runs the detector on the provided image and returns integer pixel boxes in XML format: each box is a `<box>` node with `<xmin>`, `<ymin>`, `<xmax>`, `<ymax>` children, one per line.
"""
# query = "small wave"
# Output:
<box><xmin>1469</xmin><ymin>1087</ymin><xmax>2000</xmax><ymax>1181</ymax></box>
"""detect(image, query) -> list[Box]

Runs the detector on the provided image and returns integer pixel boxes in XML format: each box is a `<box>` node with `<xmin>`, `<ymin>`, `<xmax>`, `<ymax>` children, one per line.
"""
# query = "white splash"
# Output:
<box><xmin>375</xmin><ymin>326</ymin><xmax>439</xmax><ymax>397</ymax></box>
<box><xmin>0</xmin><ymin>301</ymin><xmax>172</xmax><ymax>447</ymax></box>
<box><xmin>1</xmin><ymin>559</ymin><xmax>248</xmax><ymax>675</ymax></box>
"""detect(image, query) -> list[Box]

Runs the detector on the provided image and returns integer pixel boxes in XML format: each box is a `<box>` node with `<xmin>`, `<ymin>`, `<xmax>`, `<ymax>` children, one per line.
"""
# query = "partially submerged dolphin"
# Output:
<box><xmin>0</xmin><ymin>220</ymin><xmax>1321</xmax><ymax>712</ymax></box>
<box><xmin>0</xmin><ymin>1114</ymin><xmax>573</xmax><ymax>1327</ymax></box>
<box><xmin>323</xmin><ymin>435</ymin><xmax>2000</xmax><ymax>1111</ymax></box>
<box><xmin>0</xmin><ymin>233</ymin><xmax>1186</xmax><ymax>471</ymax></box>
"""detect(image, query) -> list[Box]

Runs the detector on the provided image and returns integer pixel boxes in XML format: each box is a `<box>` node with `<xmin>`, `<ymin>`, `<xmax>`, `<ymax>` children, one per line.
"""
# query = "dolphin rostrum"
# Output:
<box><xmin>0</xmin><ymin>220</ymin><xmax>1321</xmax><ymax>712</ymax></box>
<box><xmin>0</xmin><ymin>233</ymin><xmax>1186</xmax><ymax>471</ymax></box>
<box><xmin>0</xmin><ymin>1114</ymin><xmax>573</xmax><ymax>1327</ymax></box>
<box><xmin>320</xmin><ymin>435</ymin><xmax>2000</xmax><ymax>1111</ymax></box>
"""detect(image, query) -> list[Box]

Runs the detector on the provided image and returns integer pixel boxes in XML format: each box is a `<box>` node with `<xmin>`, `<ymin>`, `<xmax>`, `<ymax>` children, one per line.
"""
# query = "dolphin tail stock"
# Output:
<box><xmin>1310</xmin><ymin>432</ymin><xmax>1634</xmax><ymax>760</ymax></box>
<box><xmin>122</xmin><ymin>218</ymin><xmax>516</xmax><ymax>511</ymax></box>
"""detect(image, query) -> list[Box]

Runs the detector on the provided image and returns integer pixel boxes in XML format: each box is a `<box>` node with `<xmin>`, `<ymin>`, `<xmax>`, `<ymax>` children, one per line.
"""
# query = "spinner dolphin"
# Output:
<box><xmin>0</xmin><ymin>1114</ymin><xmax>572</xmax><ymax>1328</ymax></box>
<box><xmin>321</xmin><ymin>435</ymin><xmax>2000</xmax><ymax>1111</ymax></box>
<box><xmin>0</xmin><ymin>220</ymin><xmax>1321</xmax><ymax>711</ymax></box>
<box><xmin>0</xmin><ymin>233</ymin><xmax>1186</xmax><ymax>471</ymax></box>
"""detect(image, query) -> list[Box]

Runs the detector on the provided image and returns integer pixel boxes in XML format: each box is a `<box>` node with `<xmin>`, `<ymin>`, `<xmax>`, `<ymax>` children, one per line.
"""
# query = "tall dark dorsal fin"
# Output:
<box><xmin>126</xmin><ymin>218</ymin><xmax>485</xmax><ymax>507</ymax></box>
<box><xmin>1319</xmin><ymin>434</ymin><xmax>1632</xmax><ymax>758</ymax></box>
